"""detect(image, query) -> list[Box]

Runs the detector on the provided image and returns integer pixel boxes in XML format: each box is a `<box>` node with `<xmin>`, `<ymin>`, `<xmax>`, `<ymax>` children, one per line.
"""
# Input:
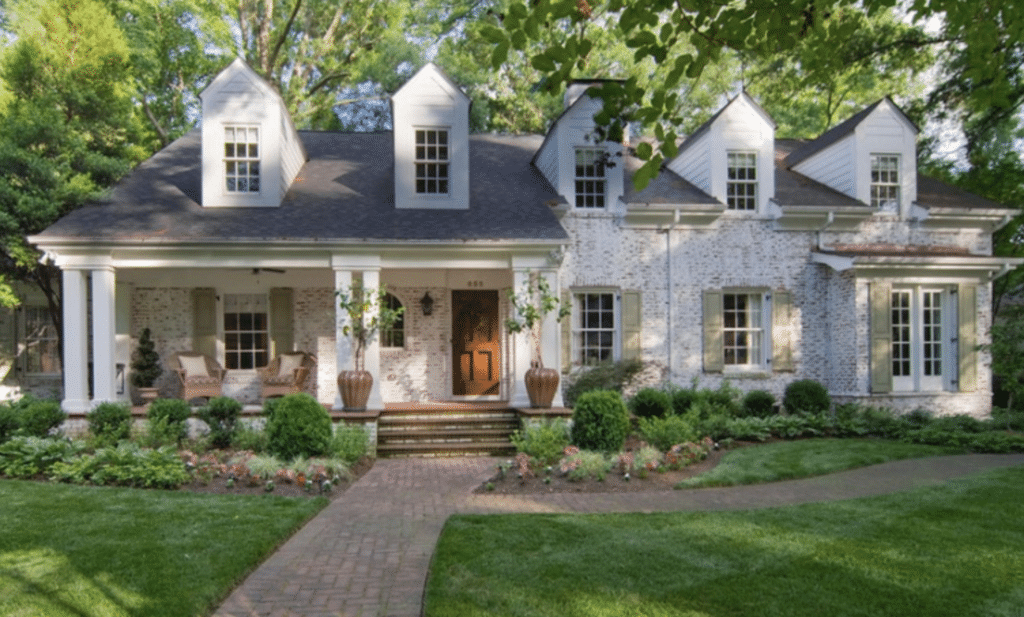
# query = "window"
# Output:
<box><xmin>224</xmin><ymin>126</ymin><xmax>260</xmax><ymax>193</ymax></box>
<box><xmin>415</xmin><ymin>128</ymin><xmax>450</xmax><ymax>195</ymax></box>
<box><xmin>223</xmin><ymin>294</ymin><xmax>268</xmax><ymax>369</ymax></box>
<box><xmin>870</xmin><ymin>154</ymin><xmax>900</xmax><ymax>208</ymax></box>
<box><xmin>703</xmin><ymin>289</ymin><xmax>792</xmax><ymax>373</ymax></box>
<box><xmin>381</xmin><ymin>293</ymin><xmax>405</xmax><ymax>348</ymax></box>
<box><xmin>727</xmin><ymin>152</ymin><xmax>757</xmax><ymax>211</ymax></box>
<box><xmin>574</xmin><ymin>292</ymin><xmax>617</xmax><ymax>364</ymax></box>
<box><xmin>723</xmin><ymin>292</ymin><xmax>768</xmax><ymax>368</ymax></box>
<box><xmin>20</xmin><ymin>306</ymin><xmax>60</xmax><ymax>374</ymax></box>
<box><xmin>890</xmin><ymin>287</ymin><xmax>951</xmax><ymax>391</ymax></box>
<box><xmin>575</xmin><ymin>148</ymin><xmax>606</xmax><ymax>208</ymax></box>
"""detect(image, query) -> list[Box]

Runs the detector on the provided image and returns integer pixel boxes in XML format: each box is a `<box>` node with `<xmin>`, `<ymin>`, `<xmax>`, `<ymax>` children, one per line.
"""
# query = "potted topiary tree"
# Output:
<box><xmin>131</xmin><ymin>328</ymin><xmax>162</xmax><ymax>406</ymax></box>
<box><xmin>335</xmin><ymin>283</ymin><xmax>405</xmax><ymax>410</ymax></box>
<box><xmin>506</xmin><ymin>272</ymin><xmax>570</xmax><ymax>408</ymax></box>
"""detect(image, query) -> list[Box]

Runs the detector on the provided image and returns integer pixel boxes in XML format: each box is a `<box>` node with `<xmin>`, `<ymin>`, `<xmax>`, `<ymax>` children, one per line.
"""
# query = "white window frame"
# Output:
<box><xmin>726</xmin><ymin>151</ymin><xmax>758</xmax><ymax>211</ymax></box>
<box><xmin>380</xmin><ymin>293</ymin><xmax>405</xmax><ymax>349</ymax></box>
<box><xmin>223</xmin><ymin>125</ymin><xmax>261</xmax><ymax>195</ymax></box>
<box><xmin>572</xmin><ymin>290</ymin><xmax>619</xmax><ymax>365</ymax></box>
<box><xmin>574</xmin><ymin>147</ymin><xmax>607</xmax><ymax>209</ymax></box>
<box><xmin>223</xmin><ymin>293</ymin><xmax>269</xmax><ymax>370</ymax></box>
<box><xmin>870</xmin><ymin>153</ymin><xmax>900</xmax><ymax>209</ymax></box>
<box><xmin>415</xmin><ymin>127</ymin><xmax>450</xmax><ymax>196</ymax></box>
<box><xmin>890</xmin><ymin>286</ymin><xmax>955</xmax><ymax>392</ymax></box>
<box><xmin>722</xmin><ymin>290</ymin><xmax>771</xmax><ymax>371</ymax></box>
<box><xmin>18</xmin><ymin>305</ymin><xmax>61</xmax><ymax>375</ymax></box>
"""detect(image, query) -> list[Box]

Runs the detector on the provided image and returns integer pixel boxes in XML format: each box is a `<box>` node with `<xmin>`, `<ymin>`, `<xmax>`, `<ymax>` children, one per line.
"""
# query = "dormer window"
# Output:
<box><xmin>871</xmin><ymin>154</ymin><xmax>900</xmax><ymax>208</ymax></box>
<box><xmin>415</xmin><ymin>128</ymin><xmax>450</xmax><ymax>195</ymax></box>
<box><xmin>575</xmin><ymin>148</ymin><xmax>606</xmax><ymax>208</ymax></box>
<box><xmin>224</xmin><ymin>126</ymin><xmax>260</xmax><ymax>193</ymax></box>
<box><xmin>727</xmin><ymin>151</ymin><xmax>757</xmax><ymax>210</ymax></box>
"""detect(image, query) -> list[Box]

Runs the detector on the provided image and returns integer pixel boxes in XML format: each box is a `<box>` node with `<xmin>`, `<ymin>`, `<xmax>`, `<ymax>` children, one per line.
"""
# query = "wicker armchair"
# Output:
<box><xmin>259</xmin><ymin>352</ymin><xmax>316</xmax><ymax>401</ymax></box>
<box><xmin>171</xmin><ymin>352</ymin><xmax>226</xmax><ymax>402</ymax></box>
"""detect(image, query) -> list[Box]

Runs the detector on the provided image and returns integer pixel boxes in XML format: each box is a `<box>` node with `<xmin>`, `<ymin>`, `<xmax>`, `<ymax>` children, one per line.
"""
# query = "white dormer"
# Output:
<box><xmin>667</xmin><ymin>91</ymin><xmax>776</xmax><ymax>214</ymax></box>
<box><xmin>533</xmin><ymin>83</ymin><xmax>625</xmax><ymax>212</ymax></box>
<box><xmin>787</xmin><ymin>98</ymin><xmax>918</xmax><ymax>217</ymax></box>
<box><xmin>200</xmin><ymin>58</ymin><xmax>305</xmax><ymax>208</ymax></box>
<box><xmin>391</xmin><ymin>63</ymin><xmax>470</xmax><ymax>210</ymax></box>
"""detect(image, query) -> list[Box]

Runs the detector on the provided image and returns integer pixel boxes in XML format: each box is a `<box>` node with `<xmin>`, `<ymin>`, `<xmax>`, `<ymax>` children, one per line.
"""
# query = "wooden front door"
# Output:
<box><xmin>452</xmin><ymin>290</ymin><xmax>501</xmax><ymax>396</ymax></box>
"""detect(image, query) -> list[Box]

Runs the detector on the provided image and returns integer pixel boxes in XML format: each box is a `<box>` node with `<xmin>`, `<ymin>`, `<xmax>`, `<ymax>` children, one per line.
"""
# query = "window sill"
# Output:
<box><xmin>720</xmin><ymin>369</ymin><xmax>771</xmax><ymax>379</ymax></box>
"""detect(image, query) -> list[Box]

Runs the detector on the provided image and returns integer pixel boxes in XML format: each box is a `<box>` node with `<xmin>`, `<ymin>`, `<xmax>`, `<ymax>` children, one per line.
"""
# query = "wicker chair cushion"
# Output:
<box><xmin>263</xmin><ymin>376</ymin><xmax>294</xmax><ymax>386</ymax></box>
<box><xmin>188</xmin><ymin>376</ymin><xmax>222</xmax><ymax>386</ymax></box>
<box><xmin>278</xmin><ymin>353</ymin><xmax>305</xmax><ymax>378</ymax></box>
<box><xmin>179</xmin><ymin>355</ymin><xmax>209</xmax><ymax>378</ymax></box>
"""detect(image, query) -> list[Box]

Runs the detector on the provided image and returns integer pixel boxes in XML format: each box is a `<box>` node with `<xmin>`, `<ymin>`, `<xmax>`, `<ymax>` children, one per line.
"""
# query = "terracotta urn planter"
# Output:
<box><xmin>525</xmin><ymin>365</ymin><xmax>560</xmax><ymax>408</ymax></box>
<box><xmin>138</xmin><ymin>387</ymin><xmax>159</xmax><ymax>407</ymax></box>
<box><xmin>337</xmin><ymin>370</ymin><xmax>373</xmax><ymax>411</ymax></box>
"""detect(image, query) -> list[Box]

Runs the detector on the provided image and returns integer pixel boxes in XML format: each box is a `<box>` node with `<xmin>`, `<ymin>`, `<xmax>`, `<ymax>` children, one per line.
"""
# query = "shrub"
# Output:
<box><xmin>563</xmin><ymin>358</ymin><xmax>643</xmax><ymax>408</ymax></box>
<box><xmin>0</xmin><ymin>395</ymin><xmax>66</xmax><ymax>441</ymax></box>
<box><xmin>232</xmin><ymin>422</ymin><xmax>269</xmax><ymax>453</ymax></box>
<box><xmin>782</xmin><ymin>379</ymin><xmax>830</xmax><ymax>415</ymax></box>
<box><xmin>0</xmin><ymin>436</ymin><xmax>84</xmax><ymax>478</ymax></box>
<box><xmin>0</xmin><ymin>405</ymin><xmax>17</xmax><ymax>444</ymax></box>
<box><xmin>130</xmin><ymin>327</ymin><xmax>162</xmax><ymax>388</ymax></box>
<box><xmin>931</xmin><ymin>414</ymin><xmax>985</xmax><ymax>434</ymax></box>
<box><xmin>265</xmin><ymin>393</ymin><xmax>332</xmax><ymax>460</ymax></box>
<box><xmin>511</xmin><ymin>418</ymin><xmax>570</xmax><ymax>465</ymax></box>
<box><xmin>638</xmin><ymin>414</ymin><xmax>698</xmax><ymax>451</ymax></box>
<box><xmin>147</xmin><ymin>398</ymin><xmax>191</xmax><ymax>443</ymax></box>
<box><xmin>50</xmin><ymin>443</ymin><xmax>190</xmax><ymax>489</ymax></box>
<box><xmin>331</xmin><ymin>423</ymin><xmax>371</xmax><ymax>464</ymax></box>
<box><xmin>741</xmin><ymin>390</ymin><xmax>776</xmax><ymax>419</ymax></box>
<box><xmin>198</xmin><ymin>397</ymin><xmax>242</xmax><ymax>449</ymax></box>
<box><xmin>571</xmin><ymin>390</ymin><xmax>630</xmax><ymax>453</ymax></box>
<box><xmin>561</xmin><ymin>450</ymin><xmax>613</xmax><ymax>481</ymax></box>
<box><xmin>629</xmin><ymin>388</ymin><xmax>673</xmax><ymax>419</ymax></box>
<box><xmin>139</xmin><ymin>416</ymin><xmax>183</xmax><ymax>448</ymax></box>
<box><xmin>670</xmin><ymin>388</ymin><xmax>698</xmax><ymax>415</ymax></box>
<box><xmin>88</xmin><ymin>402</ymin><xmax>132</xmax><ymax>444</ymax></box>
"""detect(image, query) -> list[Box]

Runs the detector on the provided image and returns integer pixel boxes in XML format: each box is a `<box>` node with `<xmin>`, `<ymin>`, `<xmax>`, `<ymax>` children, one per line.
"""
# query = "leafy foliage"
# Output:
<box><xmin>505</xmin><ymin>272</ymin><xmax>569</xmax><ymax>367</ymax></box>
<box><xmin>198</xmin><ymin>396</ymin><xmax>242</xmax><ymax>449</ymax></box>
<box><xmin>330</xmin><ymin>423</ymin><xmax>372</xmax><ymax>464</ymax></box>
<box><xmin>628</xmin><ymin>387</ymin><xmax>672</xmax><ymax>419</ymax></box>
<box><xmin>87</xmin><ymin>402</ymin><xmax>132</xmax><ymax>445</ymax></box>
<box><xmin>782</xmin><ymin>379</ymin><xmax>831</xmax><ymax>415</ymax></box>
<box><xmin>0</xmin><ymin>436</ymin><xmax>83</xmax><ymax>478</ymax></box>
<box><xmin>146</xmin><ymin>398</ymin><xmax>191</xmax><ymax>443</ymax></box>
<box><xmin>570</xmin><ymin>390</ymin><xmax>630</xmax><ymax>452</ymax></box>
<box><xmin>265</xmin><ymin>393</ymin><xmax>333</xmax><ymax>460</ymax></box>
<box><xmin>130</xmin><ymin>327</ymin><xmax>162</xmax><ymax>388</ymax></box>
<box><xmin>563</xmin><ymin>358</ymin><xmax>643</xmax><ymax>408</ymax></box>
<box><xmin>0</xmin><ymin>395</ymin><xmax>65</xmax><ymax>440</ymax></box>
<box><xmin>336</xmin><ymin>283</ymin><xmax>405</xmax><ymax>372</ymax></box>
<box><xmin>49</xmin><ymin>442</ymin><xmax>190</xmax><ymax>488</ymax></box>
<box><xmin>741</xmin><ymin>390</ymin><xmax>777</xmax><ymax>419</ymax></box>
<box><xmin>637</xmin><ymin>414</ymin><xmax>698</xmax><ymax>451</ymax></box>
<box><xmin>511</xmin><ymin>418</ymin><xmax>571</xmax><ymax>465</ymax></box>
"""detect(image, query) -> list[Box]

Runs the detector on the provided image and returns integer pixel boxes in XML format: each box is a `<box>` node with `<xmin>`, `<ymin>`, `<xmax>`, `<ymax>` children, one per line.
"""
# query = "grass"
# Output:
<box><xmin>0</xmin><ymin>480</ymin><xmax>327</xmax><ymax>617</ymax></box>
<box><xmin>676</xmin><ymin>438</ymin><xmax>960</xmax><ymax>488</ymax></box>
<box><xmin>425</xmin><ymin>465</ymin><xmax>1024</xmax><ymax>617</ymax></box>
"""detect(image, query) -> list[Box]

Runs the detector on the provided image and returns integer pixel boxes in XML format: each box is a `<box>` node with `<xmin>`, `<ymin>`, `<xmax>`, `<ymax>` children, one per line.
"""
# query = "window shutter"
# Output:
<box><xmin>269</xmin><ymin>287</ymin><xmax>294</xmax><ymax>357</ymax></box>
<box><xmin>561</xmin><ymin>290</ymin><xmax>572</xmax><ymax>374</ymax></box>
<box><xmin>703</xmin><ymin>290</ymin><xmax>724</xmax><ymax>373</ymax></box>
<box><xmin>958</xmin><ymin>283</ymin><xmax>977</xmax><ymax>392</ymax></box>
<box><xmin>621</xmin><ymin>291</ymin><xmax>641</xmax><ymax>361</ymax></box>
<box><xmin>869</xmin><ymin>282</ymin><xmax>892</xmax><ymax>393</ymax></box>
<box><xmin>772</xmin><ymin>290</ymin><xmax>794</xmax><ymax>372</ymax></box>
<box><xmin>191</xmin><ymin>288</ymin><xmax>217</xmax><ymax>358</ymax></box>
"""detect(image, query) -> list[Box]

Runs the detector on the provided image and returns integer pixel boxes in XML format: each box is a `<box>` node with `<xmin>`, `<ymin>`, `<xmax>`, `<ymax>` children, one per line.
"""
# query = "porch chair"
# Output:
<box><xmin>259</xmin><ymin>352</ymin><xmax>317</xmax><ymax>401</ymax></box>
<box><xmin>171</xmin><ymin>352</ymin><xmax>226</xmax><ymax>402</ymax></box>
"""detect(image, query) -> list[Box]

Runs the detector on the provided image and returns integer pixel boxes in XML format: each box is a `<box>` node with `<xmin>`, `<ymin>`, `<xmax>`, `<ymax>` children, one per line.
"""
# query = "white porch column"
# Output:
<box><xmin>91</xmin><ymin>267</ymin><xmax>117</xmax><ymax>403</ymax></box>
<box><xmin>538</xmin><ymin>269</ymin><xmax>565</xmax><ymax>407</ymax></box>
<box><xmin>362</xmin><ymin>268</ymin><xmax>383</xmax><ymax>410</ymax></box>
<box><xmin>509</xmin><ymin>267</ymin><xmax>533</xmax><ymax>408</ymax></box>
<box><xmin>62</xmin><ymin>269</ymin><xmax>90</xmax><ymax>413</ymax></box>
<box><xmin>333</xmin><ymin>268</ymin><xmax>353</xmax><ymax>410</ymax></box>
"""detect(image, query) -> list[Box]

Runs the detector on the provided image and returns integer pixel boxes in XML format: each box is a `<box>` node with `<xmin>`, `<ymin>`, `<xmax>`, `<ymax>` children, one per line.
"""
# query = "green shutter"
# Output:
<box><xmin>870</xmin><ymin>282</ymin><xmax>892</xmax><ymax>393</ymax></box>
<box><xmin>269</xmin><ymin>287</ymin><xmax>294</xmax><ymax>357</ymax></box>
<box><xmin>703</xmin><ymin>290</ymin><xmax>724</xmax><ymax>373</ymax></box>
<box><xmin>561</xmin><ymin>290</ymin><xmax>572</xmax><ymax>374</ymax></box>
<box><xmin>191</xmin><ymin>288</ymin><xmax>217</xmax><ymax>358</ymax></box>
<box><xmin>958</xmin><ymin>283</ymin><xmax>977</xmax><ymax>392</ymax></box>
<box><xmin>621</xmin><ymin>291</ymin><xmax>641</xmax><ymax>361</ymax></box>
<box><xmin>772</xmin><ymin>290</ymin><xmax>794</xmax><ymax>372</ymax></box>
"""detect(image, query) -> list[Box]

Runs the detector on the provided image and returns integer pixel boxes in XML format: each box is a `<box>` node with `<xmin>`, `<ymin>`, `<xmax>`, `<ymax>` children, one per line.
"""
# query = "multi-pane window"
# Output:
<box><xmin>21</xmin><ymin>306</ymin><xmax>60</xmax><ymax>373</ymax></box>
<box><xmin>727</xmin><ymin>152</ymin><xmax>757</xmax><ymax>211</ymax></box>
<box><xmin>381</xmin><ymin>293</ymin><xmax>404</xmax><ymax>348</ymax></box>
<box><xmin>575</xmin><ymin>292</ymin><xmax>616</xmax><ymax>364</ymax></box>
<box><xmin>891</xmin><ymin>288</ymin><xmax>948</xmax><ymax>391</ymax></box>
<box><xmin>870</xmin><ymin>154</ymin><xmax>900</xmax><ymax>208</ymax></box>
<box><xmin>224</xmin><ymin>126</ymin><xmax>260</xmax><ymax>193</ymax></box>
<box><xmin>224</xmin><ymin>294</ymin><xmax>268</xmax><ymax>370</ymax></box>
<box><xmin>575</xmin><ymin>148</ymin><xmax>606</xmax><ymax>208</ymax></box>
<box><xmin>723</xmin><ymin>293</ymin><xmax>764</xmax><ymax>367</ymax></box>
<box><xmin>415</xmin><ymin>128</ymin><xmax>450</xmax><ymax>194</ymax></box>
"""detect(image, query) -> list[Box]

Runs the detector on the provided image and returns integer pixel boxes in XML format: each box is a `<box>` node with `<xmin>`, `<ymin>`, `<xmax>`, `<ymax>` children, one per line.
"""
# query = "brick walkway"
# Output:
<box><xmin>212</xmin><ymin>453</ymin><xmax>1024</xmax><ymax>617</ymax></box>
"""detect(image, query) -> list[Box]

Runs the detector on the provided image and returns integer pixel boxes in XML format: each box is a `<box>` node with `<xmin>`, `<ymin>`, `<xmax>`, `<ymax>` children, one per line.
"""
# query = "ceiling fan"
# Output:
<box><xmin>251</xmin><ymin>267</ymin><xmax>286</xmax><ymax>274</ymax></box>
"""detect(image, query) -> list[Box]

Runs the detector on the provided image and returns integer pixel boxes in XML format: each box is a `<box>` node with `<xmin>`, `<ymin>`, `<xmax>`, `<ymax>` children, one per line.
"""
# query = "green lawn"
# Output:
<box><xmin>426</xmin><ymin>465</ymin><xmax>1024</xmax><ymax>617</ymax></box>
<box><xmin>677</xmin><ymin>438</ymin><xmax>960</xmax><ymax>488</ymax></box>
<box><xmin>0</xmin><ymin>480</ymin><xmax>327</xmax><ymax>617</ymax></box>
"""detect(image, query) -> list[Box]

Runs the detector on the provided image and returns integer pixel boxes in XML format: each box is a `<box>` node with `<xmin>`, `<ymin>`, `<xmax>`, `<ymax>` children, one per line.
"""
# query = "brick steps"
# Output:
<box><xmin>376</xmin><ymin>409</ymin><xmax>518</xmax><ymax>457</ymax></box>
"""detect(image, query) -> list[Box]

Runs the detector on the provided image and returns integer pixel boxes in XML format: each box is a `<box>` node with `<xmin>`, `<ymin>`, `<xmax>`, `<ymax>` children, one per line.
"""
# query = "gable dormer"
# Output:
<box><xmin>533</xmin><ymin>81</ymin><xmax>625</xmax><ymax>212</ymax></box>
<box><xmin>391</xmin><ymin>63</ymin><xmax>470</xmax><ymax>210</ymax></box>
<box><xmin>200</xmin><ymin>58</ymin><xmax>305</xmax><ymax>208</ymax></box>
<box><xmin>785</xmin><ymin>98</ymin><xmax>918</xmax><ymax>217</ymax></box>
<box><xmin>666</xmin><ymin>91</ymin><xmax>776</xmax><ymax>214</ymax></box>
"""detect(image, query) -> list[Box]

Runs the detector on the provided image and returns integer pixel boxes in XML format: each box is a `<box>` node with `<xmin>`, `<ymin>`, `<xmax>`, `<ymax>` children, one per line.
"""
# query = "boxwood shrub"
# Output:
<box><xmin>265</xmin><ymin>393</ymin><xmax>332</xmax><ymax>459</ymax></box>
<box><xmin>198</xmin><ymin>396</ymin><xmax>242</xmax><ymax>449</ymax></box>
<box><xmin>782</xmin><ymin>379</ymin><xmax>830</xmax><ymax>415</ymax></box>
<box><xmin>571</xmin><ymin>390</ymin><xmax>630</xmax><ymax>453</ymax></box>
<box><xmin>147</xmin><ymin>398</ymin><xmax>191</xmax><ymax>443</ymax></box>
<box><xmin>629</xmin><ymin>388</ymin><xmax>673</xmax><ymax>419</ymax></box>
<box><xmin>741</xmin><ymin>390</ymin><xmax>776</xmax><ymax>419</ymax></box>
<box><xmin>88</xmin><ymin>402</ymin><xmax>132</xmax><ymax>444</ymax></box>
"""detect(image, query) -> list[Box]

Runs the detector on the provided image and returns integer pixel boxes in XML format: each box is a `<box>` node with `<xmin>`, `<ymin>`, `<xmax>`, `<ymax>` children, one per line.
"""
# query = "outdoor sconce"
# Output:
<box><xmin>420</xmin><ymin>292</ymin><xmax>434</xmax><ymax>316</ymax></box>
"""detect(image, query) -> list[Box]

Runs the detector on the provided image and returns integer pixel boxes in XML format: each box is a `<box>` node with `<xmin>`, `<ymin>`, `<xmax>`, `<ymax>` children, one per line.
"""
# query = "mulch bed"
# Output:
<box><xmin>178</xmin><ymin>456</ymin><xmax>375</xmax><ymax>501</ymax></box>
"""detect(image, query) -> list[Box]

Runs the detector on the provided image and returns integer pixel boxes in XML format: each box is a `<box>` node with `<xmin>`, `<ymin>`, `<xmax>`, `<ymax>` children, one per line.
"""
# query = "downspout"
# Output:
<box><xmin>816</xmin><ymin>211</ymin><xmax>836</xmax><ymax>250</ymax></box>
<box><xmin>664</xmin><ymin>208</ymin><xmax>680</xmax><ymax>380</ymax></box>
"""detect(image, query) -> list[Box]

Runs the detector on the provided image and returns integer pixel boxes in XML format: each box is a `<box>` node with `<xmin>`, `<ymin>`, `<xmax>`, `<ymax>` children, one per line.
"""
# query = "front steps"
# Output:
<box><xmin>376</xmin><ymin>408</ymin><xmax>519</xmax><ymax>457</ymax></box>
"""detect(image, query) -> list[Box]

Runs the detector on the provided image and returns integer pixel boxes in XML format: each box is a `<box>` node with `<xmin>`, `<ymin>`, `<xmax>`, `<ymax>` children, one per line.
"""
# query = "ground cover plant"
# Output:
<box><xmin>0</xmin><ymin>479</ymin><xmax>326</xmax><ymax>617</ymax></box>
<box><xmin>429</xmin><ymin>466</ymin><xmax>1024</xmax><ymax>617</ymax></box>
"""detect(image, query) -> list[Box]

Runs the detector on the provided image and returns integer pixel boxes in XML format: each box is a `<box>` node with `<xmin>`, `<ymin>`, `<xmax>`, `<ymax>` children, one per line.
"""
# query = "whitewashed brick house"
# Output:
<box><xmin>25</xmin><ymin>60</ymin><xmax>1022</xmax><ymax>418</ymax></box>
